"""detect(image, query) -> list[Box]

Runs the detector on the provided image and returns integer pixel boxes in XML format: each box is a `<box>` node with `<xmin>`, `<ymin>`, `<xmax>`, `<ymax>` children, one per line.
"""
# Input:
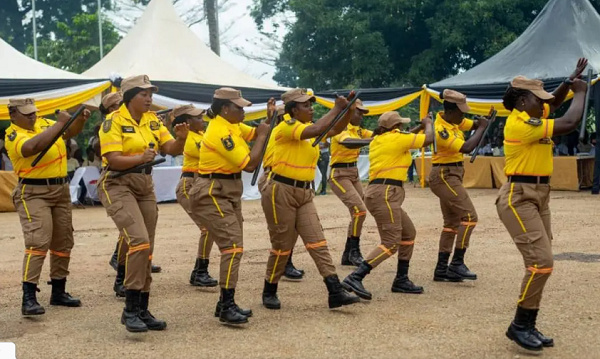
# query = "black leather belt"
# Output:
<box><xmin>20</xmin><ymin>177</ymin><xmax>68</xmax><ymax>185</ymax></box>
<box><xmin>272</xmin><ymin>173</ymin><xmax>312</xmax><ymax>189</ymax></box>
<box><xmin>369</xmin><ymin>178</ymin><xmax>403</xmax><ymax>187</ymax></box>
<box><xmin>181</xmin><ymin>172</ymin><xmax>195</xmax><ymax>178</ymax></box>
<box><xmin>331</xmin><ymin>162</ymin><xmax>357</xmax><ymax>169</ymax></box>
<box><xmin>432</xmin><ymin>161</ymin><xmax>463</xmax><ymax>167</ymax></box>
<box><xmin>199</xmin><ymin>173</ymin><xmax>241</xmax><ymax>180</ymax></box>
<box><xmin>106</xmin><ymin>167</ymin><xmax>152</xmax><ymax>175</ymax></box>
<box><xmin>508</xmin><ymin>175</ymin><xmax>550</xmax><ymax>184</ymax></box>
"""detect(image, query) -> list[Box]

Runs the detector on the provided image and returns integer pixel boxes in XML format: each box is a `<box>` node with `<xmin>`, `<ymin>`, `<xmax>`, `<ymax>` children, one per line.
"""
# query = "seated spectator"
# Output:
<box><xmin>82</xmin><ymin>146</ymin><xmax>102</xmax><ymax>168</ymax></box>
<box><xmin>67</xmin><ymin>147</ymin><xmax>80</xmax><ymax>180</ymax></box>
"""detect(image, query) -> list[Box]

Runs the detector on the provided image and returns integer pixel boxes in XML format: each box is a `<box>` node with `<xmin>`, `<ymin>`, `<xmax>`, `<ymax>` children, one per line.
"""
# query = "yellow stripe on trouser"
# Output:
<box><xmin>23</xmin><ymin>247</ymin><xmax>45</xmax><ymax>281</ymax></box>
<box><xmin>268</xmin><ymin>249</ymin><xmax>291</xmax><ymax>283</ymax></box>
<box><xmin>183</xmin><ymin>177</ymin><xmax>189</xmax><ymax>199</ymax></box>
<box><xmin>460</xmin><ymin>213</ymin><xmax>472</xmax><ymax>249</ymax></box>
<box><xmin>508</xmin><ymin>183</ymin><xmax>527</xmax><ymax>233</ymax></box>
<box><xmin>103</xmin><ymin>171</ymin><xmax>134</xmax><ymax>284</ymax></box>
<box><xmin>368</xmin><ymin>244</ymin><xmax>395</xmax><ymax>265</ymax></box>
<box><xmin>21</xmin><ymin>184</ymin><xmax>32</xmax><ymax>222</ymax></box>
<box><xmin>208</xmin><ymin>180</ymin><xmax>224</xmax><ymax>217</ymax></box>
<box><xmin>271</xmin><ymin>183</ymin><xmax>278</xmax><ymax>224</ymax></box>
<box><xmin>224</xmin><ymin>245</ymin><xmax>243</xmax><ymax>289</ymax></box>
<box><xmin>352</xmin><ymin>206</ymin><xmax>360</xmax><ymax>236</ymax></box>
<box><xmin>384</xmin><ymin>185</ymin><xmax>394</xmax><ymax>223</ymax></box>
<box><xmin>202</xmin><ymin>231</ymin><xmax>209</xmax><ymax>258</ymax></box>
<box><xmin>517</xmin><ymin>265</ymin><xmax>552</xmax><ymax>304</ymax></box>
<box><xmin>330</xmin><ymin>169</ymin><xmax>346</xmax><ymax>193</ymax></box>
<box><xmin>440</xmin><ymin>168</ymin><xmax>458</xmax><ymax>196</ymax></box>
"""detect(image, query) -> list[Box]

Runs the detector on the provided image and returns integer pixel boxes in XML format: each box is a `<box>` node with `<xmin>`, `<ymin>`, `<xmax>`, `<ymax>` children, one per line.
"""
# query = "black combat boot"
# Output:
<box><xmin>342</xmin><ymin>262</ymin><xmax>372</xmax><ymax>300</ymax></box>
<box><xmin>219</xmin><ymin>288</ymin><xmax>249</xmax><ymax>325</ymax></box>
<box><xmin>151</xmin><ymin>264</ymin><xmax>162</xmax><ymax>273</ymax></box>
<box><xmin>189</xmin><ymin>258</ymin><xmax>200</xmax><ymax>284</ymax></box>
<box><xmin>391</xmin><ymin>260</ymin><xmax>424</xmax><ymax>294</ymax></box>
<box><xmin>324</xmin><ymin>274</ymin><xmax>360</xmax><ymax>309</ymax></box>
<box><xmin>22</xmin><ymin>282</ymin><xmax>45</xmax><ymax>316</ymax></box>
<box><xmin>121</xmin><ymin>290</ymin><xmax>147</xmax><ymax>333</ymax></box>
<box><xmin>214</xmin><ymin>290</ymin><xmax>253</xmax><ymax>318</ymax></box>
<box><xmin>49</xmin><ymin>278</ymin><xmax>81</xmax><ymax>307</ymax></box>
<box><xmin>190</xmin><ymin>259</ymin><xmax>218</xmax><ymax>287</ymax></box>
<box><xmin>114</xmin><ymin>265</ymin><xmax>126</xmax><ymax>297</ymax></box>
<box><xmin>505</xmin><ymin>306</ymin><xmax>543</xmax><ymax>351</ymax></box>
<box><xmin>284</xmin><ymin>254</ymin><xmax>304</xmax><ymax>281</ymax></box>
<box><xmin>139</xmin><ymin>292</ymin><xmax>167</xmax><ymax>330</ymax></box>
<box><xmin>109</xmin><ymin>242</ymin><xmax>119</xmax><ymax>271</ymax></box>
<box><xmin>433</xmin><ymin>252</ymin><xmax>463</xmax><ymax>282</ymax></box>
<box><xmin>262</xmin><ymin>280</ymin><xmax>281</xmax><ymax>309</ymax></box>
<box><xmin>448</xmin><ymin>248</ymin><xmax>477</xmax><ymax>280</ymax></box>
<box><xmin>341</xmin><ymin>236</ymin><xmax>363</xmax><ymax>266</ymax></box>
<box><xmin>530</xmin><ymin>309</ymin><xmax>554</xmax><ymax>347</ymax></box>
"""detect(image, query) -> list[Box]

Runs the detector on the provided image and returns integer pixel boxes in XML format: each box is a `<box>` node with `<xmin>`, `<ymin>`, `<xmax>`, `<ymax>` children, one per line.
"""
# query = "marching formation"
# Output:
<box><xmin>3</xmin><ymin>58</ymin><xmax>589</xmax><ymax>352</ymax></box>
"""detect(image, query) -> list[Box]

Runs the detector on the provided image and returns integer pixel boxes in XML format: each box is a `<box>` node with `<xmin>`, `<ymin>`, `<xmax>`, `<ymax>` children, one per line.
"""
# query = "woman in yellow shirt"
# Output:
<box><xmin>342</xmin><ymin>111</ymin><xmax>433</xmax><ymax>299</ymax></box>
<box><xmin>99</xmin><ymin>75</ymin><xmax>188</xmax><ymax>333</ymax></box>
<box><xmin>260</xmin><ymin>88</ymin><xmax>360</xmax><ymax>310</ymax></box>
<box><xmin>189</xmin><ymin>88</ymin><xmax>269</xmax><ymax>325</ymax></box>
<box><xmin>497</xmin><ymin>74</ymin><xmax>587</xmax><ymax>352</ymax></box>
<box><xmin>172</xmin><ymin>104</ymin><xmax>218</xmax><ymax>287</ymax></box>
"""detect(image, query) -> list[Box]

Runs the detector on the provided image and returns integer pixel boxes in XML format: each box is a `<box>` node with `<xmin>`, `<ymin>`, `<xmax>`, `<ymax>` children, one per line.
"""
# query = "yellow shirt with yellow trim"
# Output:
<box><xmin>263</xmin><ymin>135</ymin><xmax>276</xmax><ymax>168</ymax></box>
<box><xmin>369</xmin><ymin>130</ymin><xmax>426</xmax><ymax>181</ymax></box>
<box><xmin>99</xmin><ymin>104</ymin><xmax>174</xmax><ymax>167</ymax></box>
<box><xmin>271</xmin><ymin>117</ymin><xmax>319</xmax><ymax>181</ymax></box>
<box><xmin>182</xmin><ymin>130</ymin><xmax>204</xmax><ymax>173</ymax></box>
<box><xmin>198</xmin><ymin>115</ymin><xmax>251</xmax><ymax>174</ymax></box>
<box><xmin>239</xmin><ymin>123</ymin><xmax>256</xmax><ymax>143</ymax></box>
<box><xmin>433</xmin><ymin>112</ymin><xmax>473</xmax><ymax>164</ymax></box>
<box><xmin>503</xmin><ymin>109</ymin><xmax>554</xmax><ymax>176</ymax></box>
<box><xmin>330</xmin><ymin>124</ymin><xmax>373</xmax><ymax>165</ymax></box>
<box><xmin>5</xmin><ymin>118</ymin><xmax>67</xmax><ymax>178</ymax></box>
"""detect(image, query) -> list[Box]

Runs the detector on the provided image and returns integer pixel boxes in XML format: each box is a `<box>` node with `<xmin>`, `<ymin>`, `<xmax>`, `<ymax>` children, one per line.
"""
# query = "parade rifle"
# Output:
<box><xmin>250</xmin><ymin>110</ymin><xmax>279</xmax><ymax>186</ymax></box>
<box><xmin>312</xmin><ymin>91</ymin><xmax>361</xmax><ymax>147</ymax></box>
<box><xmin>109</xmin><ymin>143</ymin><xmax>165</xmax><ymax>178</ymax></box>
<box><xmin>156</xmin><ymin>108</ymin><xmax>173</xmax><ymax>116</ymax></box>
<box><xmin>31</xmin><ymin>106</ymin><xmax>86</xmax><ymax>167</ymax></box>
<box><xmin>579</xmin><ymin>69</ymin><xmax>594</xmax><ymax>141</ymax></box>
<box><xmin>469</xmin><ymin>108</ymin><xmax>498</xmax><ymax>163</ymax></box>
<box><xmin>430</xmin><ymin>112</ymin><xmax>437</xmax><ymax>154</ymax></box>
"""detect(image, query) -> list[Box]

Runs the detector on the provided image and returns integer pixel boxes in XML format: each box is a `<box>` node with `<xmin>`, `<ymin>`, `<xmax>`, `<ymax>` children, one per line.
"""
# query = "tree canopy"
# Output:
<box><xmin>252</xmin><ymin>0</ymin><xmax>600</xmax><ymax>89</ymax></box>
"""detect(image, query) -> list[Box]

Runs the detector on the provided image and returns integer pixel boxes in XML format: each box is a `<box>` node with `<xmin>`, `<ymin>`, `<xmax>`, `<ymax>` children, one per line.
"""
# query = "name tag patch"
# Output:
<box><xmin>122</xmin><ymin>126</ymin><xmax>136</xmax><ymax>133</ymax></box>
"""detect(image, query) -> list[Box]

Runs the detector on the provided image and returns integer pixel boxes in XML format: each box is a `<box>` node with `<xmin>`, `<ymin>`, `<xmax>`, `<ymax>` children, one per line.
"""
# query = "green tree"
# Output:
<box><xmin>252</xmin><ymin>0</ymin><xmax>600</xmax><ymax>88</ymax></box>
<box><xmin>25</xmin><ymin>13</ymin><xmax>121</xmax><ymax>73</ymax></box>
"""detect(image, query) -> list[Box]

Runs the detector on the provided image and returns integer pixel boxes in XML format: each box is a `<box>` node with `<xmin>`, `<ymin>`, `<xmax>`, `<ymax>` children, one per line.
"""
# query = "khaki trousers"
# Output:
<box><xmin>12</xmin><ymin>183</ymin><xmax>74</xmax><ymax>284</ymax></box>
<box><xmin>496</xmin><ymin>182</ymin><xmax>553</xmax><ymax>309</ymax></box>
<box><xmin>429</xmin><ymin>166</ymin><xmax>478</xmax><ymax>253</ymax></box>
<box><xmin>363</xmin><ymin>184</ymin><xmax>416</xmax><ymax>269</ymax></box>
<box><xmin>328</xmin><ymin>167</ymin><xmax>367</xmax><ymax>238</ymax></box>
<box><xmin>189</xmin><ymin>177</ymin><xmax>244</xmax><ymax>289</ymax></box>
<box><xmin>261</xmin><ymin>178</ymin><xmax>336</xmax><ymax>284</ymax></box>
<box><xmin>176</xmin><ymin>175</ymin><xmax>213</xmax><ymax>259</ymax></box>
<box><xmin>98</xmin><ymin>171</ymin><xmax>157</xmax><ymax>292</ymax></box>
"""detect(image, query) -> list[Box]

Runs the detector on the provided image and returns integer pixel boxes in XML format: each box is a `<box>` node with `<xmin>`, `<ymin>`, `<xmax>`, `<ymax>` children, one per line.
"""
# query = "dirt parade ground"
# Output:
<box><xmin>0</xmin><ymin>187</ymin><xmax>599</xmax><ymax>358</ymax></box>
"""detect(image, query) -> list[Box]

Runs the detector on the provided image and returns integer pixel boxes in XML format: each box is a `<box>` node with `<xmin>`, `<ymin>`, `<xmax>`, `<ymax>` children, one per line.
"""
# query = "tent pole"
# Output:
<box><xmin>592</xmin><ymin>82</ymin><xmax>600</xmax><ymax>194</ymax></box>
<box><xmin>98</xmin><ymin>0</ymin><xmax>104</xmax><ymax>59</ymax></box>
<box><xmin>32</xmin><ymin>0</ymin><xmax>38</xmax><ymax>60</ymax></box>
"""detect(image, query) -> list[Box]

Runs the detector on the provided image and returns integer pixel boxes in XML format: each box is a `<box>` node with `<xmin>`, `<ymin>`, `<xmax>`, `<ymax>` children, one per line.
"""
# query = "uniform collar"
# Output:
<box><xmin>215</xmin><ymin>115</ymin><xmax>242</xmax><ymax>135</ymax></box>
<box><xmin>116</xmin><ymin>104</ymin><xmax>151</xmax><ymax>126</ymax></box>
<box><xmin>10</xmin><ymin>118</ymin><xmax>47</xmax><ymax>133</ymax></box>
<box><xmin>513</xmin><ymin>109</ymin><xmax>533</xmax><ymax>122</ymax></box>
<box><xmin>347</xmin><ymin>123</ymin><xmax>360</xmax><ymax>132</ymax></box>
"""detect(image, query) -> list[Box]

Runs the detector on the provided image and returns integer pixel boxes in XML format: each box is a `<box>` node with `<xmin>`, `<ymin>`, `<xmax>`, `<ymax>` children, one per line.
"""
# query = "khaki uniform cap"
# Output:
<box><xmin>511</xmin><ymin>76</ymin><xmax>555</xmax><ymax>101</ymax></box>
<box><xmin>442</xmin><ymin>89</ymin><xmax>471</xmax><ymax>113</ymax></box>
<box><xmin>355</xmin><ymin>99</ymin><xmax>369</xmax><ymax>114</ymax></box>
<box><xmin>101</xmin><ymin>92</ymin><xmax>123</xmax><ymax>109</ymax></box>
<box><xmin>8</xmin><ymin>98</ymin><xmax>38</xmax><ymax>115</ymax></box>
<box><xmin>276</xmin><ymin>104</ymin><xmax>285</xmax><ymax>116</ymax></box>
<box><xmin>378</xmin><ymin>111</ymin><xmax>410</xmax><ymax>129</ymax></box>
<box><xmin>281</xmin><ymin>88</ymin><xmax>316</xmax><ymax>104</ymax></box>
<box><xmin>214</xmin><ymin>87</ymin><xmax>252</xmax><ymax>107</ymax></box>
<box><xmin>173</xmin><ymin>104</ymin><xmax>205</xmax><ymax>118</ymax></box>
<box><xmin>121</xmin><ymin>75</ymin><xmax>158</xmax><ymax>94</ymax></box>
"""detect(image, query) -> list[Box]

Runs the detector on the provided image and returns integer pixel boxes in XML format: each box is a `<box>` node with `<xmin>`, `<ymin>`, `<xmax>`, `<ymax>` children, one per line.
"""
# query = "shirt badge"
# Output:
<box><xmin>7</xmin><ymin>131</ymin><xmax>16</xmax><ymax>141</ymax></box>
<box><xmin>221</xmin><ymin>135</ymin><xmax>235</xmax><ymax>151</ymax></box>
<box><xmin>526</xmin><ymin>118</ymin><xmax>542</xmax><ymax>126</ymax></box>
<box><xmin>150</xmin><ymin>121</ymin><xmax>160</xmax><ymax>131</ymax></box>
<box><xmin>102</xmin><ymin>120</ymin><xmax>112</xmax><ymax>133</ymax></box>
<box><xmin>438</xmin><ymin>128</ymin><xmax>449</xmax><ymax>140</ymax></box>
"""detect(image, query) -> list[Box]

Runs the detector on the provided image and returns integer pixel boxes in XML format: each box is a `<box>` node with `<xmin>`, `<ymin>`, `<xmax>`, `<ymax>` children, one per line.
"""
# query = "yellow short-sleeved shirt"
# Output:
<box><xmin>330</xmin><ymin>124</ymin><xmax>372</xmax><ymax>165</ymax></box>
<box><xmin>198</xmin><ymin>115</ymin><xmax>251</xmax><ymax>174</ymax></box>
<box><xmin>263</xmin><ymin>135</ymin><xmax>276</xmax><ymax>168</ymax></box>
<box><xmin>182</xmin><ymin>130</ymin><xmax>204</xmax><ymax>173</ymax></box>
<box><xmin>503</xmin><ymin>109</ymin><xmax>554</xmax><ymax>176</ymax></box>
<box><xmin>239</xmin><ymin>123</ymin><xmax>256</xmax><ymax>143</ymax></box>
<box><xmin>369</xmin><ymin>130</ymin><xmax>426</xmax><ymax>181</ymax></box>
<box><xmin>5</xmin><ymin>118</ymin><xmax>67</xmax><ymax>178</ymax></box>
<box><xmin>99</xmin><ymin>104</ymin><xmax>174</xmax><ymax>167</ymax></box>
<box><xmin>433</xmin><ymin>112</ymin><xmax>473</xmax><ymax>164</ymax></box>
<box><xmin>271</xmin><ymin>118</ymin><xmax>318</xmax><ymax>181</ymax></box>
